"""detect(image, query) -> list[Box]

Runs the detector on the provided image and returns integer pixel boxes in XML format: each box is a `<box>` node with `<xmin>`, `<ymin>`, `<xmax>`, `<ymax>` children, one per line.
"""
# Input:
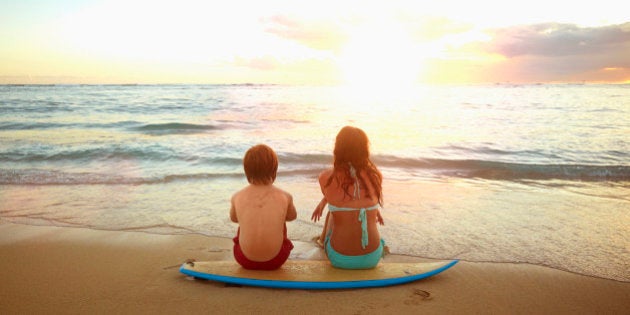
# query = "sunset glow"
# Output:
<box><xmin>1</xmin><ymin>0</ymin><xmax>628</xmax><ymax>84</ymax></box>
<box><xmin>338</xmin><ymin>19</ymin><xmax>425</xmax><ymax>89</ymax></box>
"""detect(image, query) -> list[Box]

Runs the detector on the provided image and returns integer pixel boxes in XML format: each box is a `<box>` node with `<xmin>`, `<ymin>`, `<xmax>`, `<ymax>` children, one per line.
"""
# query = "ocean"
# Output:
<box><xmin>1</xmin><ymin>84</ymin><xmax>628</xmax><ymax>282</ymax></box>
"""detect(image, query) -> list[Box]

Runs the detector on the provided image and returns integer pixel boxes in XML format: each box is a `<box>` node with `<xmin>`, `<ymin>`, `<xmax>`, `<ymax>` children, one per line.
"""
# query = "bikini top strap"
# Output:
<box><xmin>328</xmin><ymin>204</ymin><xmax>379</xmax><ymax>249</ymax></box>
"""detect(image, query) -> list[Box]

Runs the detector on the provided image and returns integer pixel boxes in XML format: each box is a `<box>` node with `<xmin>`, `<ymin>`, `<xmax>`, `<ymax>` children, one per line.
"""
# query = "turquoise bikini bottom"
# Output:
<box><xmin>325</xmin><ymin>235</ymin><xmax>385</xmax><ymax>270</ymax></box>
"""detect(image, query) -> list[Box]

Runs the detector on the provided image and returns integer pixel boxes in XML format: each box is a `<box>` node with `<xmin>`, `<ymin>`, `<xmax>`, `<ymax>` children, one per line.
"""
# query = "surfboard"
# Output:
<box><xmin>179</xmin><ymin>259</ymin><xmax>458</xmax><ymax>289</ymax></box>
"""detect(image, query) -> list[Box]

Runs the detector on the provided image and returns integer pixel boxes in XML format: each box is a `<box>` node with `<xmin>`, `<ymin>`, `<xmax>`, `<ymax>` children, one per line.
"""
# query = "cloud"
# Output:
<box><xmin>452</xmin><ymin>22</ymin><xmax>630</xmax><ymax>82</ymax></box>
<box><xmin>233</xmin><ymin>56</ymin><xmax>281</xmax><ymax>71</ymax></box>
<box><xmin>400</xmin><ymin>15</ymin><xmax>475</xmax><ymax>42</ymax></box>
<box><xmin>485</xmin><ymin>22</ymin><xmax>630</xmax><ymax>58</ymax></box>
<box><xmin>259</xmin><ymin>14</ymin><xmax>630</xmax><ymax>83</ymax></box>
<box><xmin>261</xmin><ymin>15</ymin><xmax>348</xmax><ymax>51</ymax></box>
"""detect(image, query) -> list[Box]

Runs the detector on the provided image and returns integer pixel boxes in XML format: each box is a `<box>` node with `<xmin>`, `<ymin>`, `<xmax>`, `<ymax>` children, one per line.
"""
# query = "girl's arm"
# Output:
<box><xmin>311</xmin><ymin>197</ymin><xmax>327</xmax><ymax>222</ymax></box>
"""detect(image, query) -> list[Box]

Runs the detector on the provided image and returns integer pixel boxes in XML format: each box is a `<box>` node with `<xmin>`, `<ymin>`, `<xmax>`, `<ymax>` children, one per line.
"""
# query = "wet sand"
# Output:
<box><xmin>0</xmin><ymin>221</ymin><xmax>628</xmax><ymax>314</ymax></box>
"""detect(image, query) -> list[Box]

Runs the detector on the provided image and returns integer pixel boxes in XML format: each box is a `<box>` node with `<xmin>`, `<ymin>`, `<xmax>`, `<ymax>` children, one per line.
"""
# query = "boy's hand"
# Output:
<box><xmin>311</xmin><ymin>198</ymin><xmax>327</xmax><ymax>222</ymax></box>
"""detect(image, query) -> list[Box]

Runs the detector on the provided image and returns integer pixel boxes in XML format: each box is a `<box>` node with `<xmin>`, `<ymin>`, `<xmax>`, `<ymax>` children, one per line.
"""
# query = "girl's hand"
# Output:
<box><xmin>311</xmin><ymin>197</ymin><xmax>327</xmax><ymax>222</ymax></box>
<box><xmin>377</xmin><ymin>210</ymin><xmax>385</xmax><ymax>226</ymax></box>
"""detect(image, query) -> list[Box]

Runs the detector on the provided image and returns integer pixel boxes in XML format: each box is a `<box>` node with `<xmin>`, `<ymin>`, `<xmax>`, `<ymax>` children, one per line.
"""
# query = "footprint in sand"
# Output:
<box><xmin>404</xmin><ymin>288</ymin><xmax>432</xmax><ymax>305</ymax></box>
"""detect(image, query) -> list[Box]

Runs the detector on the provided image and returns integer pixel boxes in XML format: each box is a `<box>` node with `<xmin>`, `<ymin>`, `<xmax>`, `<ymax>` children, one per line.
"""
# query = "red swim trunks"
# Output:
<box><xmin>232</xmin><ymin>225</ymin><xmax>294</xmax><ymax>270</ymax></box>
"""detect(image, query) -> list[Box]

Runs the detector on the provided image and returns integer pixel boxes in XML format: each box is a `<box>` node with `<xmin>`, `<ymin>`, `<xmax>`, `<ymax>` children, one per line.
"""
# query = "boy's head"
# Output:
<box><xmin>243</xmin><ymin>144</ymin><xmax>278</xmax><ymax>185</ymax></box>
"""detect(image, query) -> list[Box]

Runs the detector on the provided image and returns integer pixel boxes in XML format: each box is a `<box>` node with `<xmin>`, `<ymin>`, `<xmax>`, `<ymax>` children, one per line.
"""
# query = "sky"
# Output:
<box><xmin>1</xmin><ymin>0</ymin><xmax>629</xmax><ymax>85</ymax></box>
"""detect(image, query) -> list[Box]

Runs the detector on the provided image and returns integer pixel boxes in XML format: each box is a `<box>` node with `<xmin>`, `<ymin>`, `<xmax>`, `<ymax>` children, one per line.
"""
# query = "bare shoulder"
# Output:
<box><xmin>318</xmin><ymin>168</ymin><xmax>334</xmax><ymax>183</ymax></box>
<box><xmin>273</xmin><ymin>186</ymin><xmax>297</xmax><ymax>221</ymax></box>
<box><xmin>272</xmin><ymin>186</ymin><xmax>293</xmax><ymax>200</ymax></box>
<box><xmin>319</xmin><ymin>169</ymin><xmax>334</xmax><ymax>178</ymax></box>
<box><xmin>231</xmin><ymin>186</ymin><xmax>248</xmax><ymax>201</ymax></box>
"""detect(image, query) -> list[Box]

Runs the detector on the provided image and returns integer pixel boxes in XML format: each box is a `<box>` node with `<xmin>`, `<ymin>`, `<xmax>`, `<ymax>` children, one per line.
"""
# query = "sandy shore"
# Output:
<box><xmin>0</xmin><ymin>221</ymin><xmax>628</xmax><ymax>314</ymax></box>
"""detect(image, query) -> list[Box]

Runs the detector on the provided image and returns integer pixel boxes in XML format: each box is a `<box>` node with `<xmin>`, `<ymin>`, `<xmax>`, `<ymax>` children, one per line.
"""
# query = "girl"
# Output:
<box><xmin>311</xmin><ymin>126</ymin><xmax>386</xmax><ymax>269</ymax></box>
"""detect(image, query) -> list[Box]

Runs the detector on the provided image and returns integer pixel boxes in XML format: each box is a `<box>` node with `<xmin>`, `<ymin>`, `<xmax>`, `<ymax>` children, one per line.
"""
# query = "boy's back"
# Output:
<box><xmin>231</xmin><ymin>184</ymin><xmax>296</xmax><ymax>262</ymax></box>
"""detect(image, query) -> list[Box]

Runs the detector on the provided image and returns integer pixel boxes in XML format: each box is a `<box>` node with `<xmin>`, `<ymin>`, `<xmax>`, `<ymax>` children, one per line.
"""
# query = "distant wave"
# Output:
<box><xmin>0</xmin><ymin>169</ymin><xmax>243</xmax><ymax>185</ymax></box>
<box><xmin>0</xmin><ymin>168</ymin><xmax>323</xmax><ymax>185</ymax></box>
<box><xmin>0</xmin><ymin>122</ymin><xmax>67</xmax><ymax>130</ymax></box>
<box><xmin>0</xmin><ymin>147</ymin><xmax>246</xmax><ymax>164</ymax></box>
<box><xmin>0</xmin><ymin>121</ymin><xmax>140</xmax><ymax>130</ymax></box>
<box><xmin>130</xmin><ymin>123</ymin><xmax>221</xmax><ymax>134</ymax></box>
<box><xmin>1</xmin><ymin>147</ymin><xmax>628</xmax><ymax>183</ymax></box>
<box><xmin>0</xmin><ymin>147</ymin><xmax>172</xmax><ymax>162</ymax></box>
<box><xmin>1</xmin><ymin>156</ymin><xmax>628</xmax><ymax>186</ymax></box>
<box><xmin>373</xmin><ymin>156</ymin><xmax>630</xmax><ymax>181</ymax></box>
<box><xmin>0</xmin><ymin>121</ymin><xmax>221</xmax><ymax>133</ymax></box>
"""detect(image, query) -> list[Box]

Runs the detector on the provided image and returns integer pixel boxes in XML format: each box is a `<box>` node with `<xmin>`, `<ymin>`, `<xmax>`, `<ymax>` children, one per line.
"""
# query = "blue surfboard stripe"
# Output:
<box><xmin>179</xmin><ymin>260</ymin><xmax>458</xmax><ymax>290</ymax></box>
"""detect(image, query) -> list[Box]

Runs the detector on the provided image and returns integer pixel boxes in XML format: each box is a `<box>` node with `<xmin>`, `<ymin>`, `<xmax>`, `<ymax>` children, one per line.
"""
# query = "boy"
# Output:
<box><xmin>230</xmin><ymin>144</ymin><xmax>297</xmax><ymax>270</ymax></box>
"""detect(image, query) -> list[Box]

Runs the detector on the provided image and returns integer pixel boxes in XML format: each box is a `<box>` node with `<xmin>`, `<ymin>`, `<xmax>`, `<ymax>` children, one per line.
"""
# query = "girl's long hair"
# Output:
<box><xmin>325</xmin><ymin>126</ymin><xmax>383</xmax><ymax>205</ymax></box>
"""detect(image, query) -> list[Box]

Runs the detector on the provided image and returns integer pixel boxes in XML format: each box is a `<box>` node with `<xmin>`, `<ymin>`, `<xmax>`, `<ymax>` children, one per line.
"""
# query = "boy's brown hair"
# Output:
<box><xmin>243</xmin><ymin>144</ymin><xmax>278</xmax><ymax>185</ymax></box>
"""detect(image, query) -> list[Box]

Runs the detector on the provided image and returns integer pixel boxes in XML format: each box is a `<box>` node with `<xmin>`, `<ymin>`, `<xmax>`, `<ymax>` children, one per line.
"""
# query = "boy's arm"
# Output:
<box><xmin>229</xmin><ymin>195</ymin><xmax>238</xmax><ymax>223</ymax></box>
<box><xmin>285</xmin><ymin>193</ymin><xmax>297</xmax><ymax>221</ymax></box>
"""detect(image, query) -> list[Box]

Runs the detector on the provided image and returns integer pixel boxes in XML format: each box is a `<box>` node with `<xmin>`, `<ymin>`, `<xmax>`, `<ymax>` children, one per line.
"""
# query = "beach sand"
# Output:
<box><xmin>1</xmin><ymin>221</ymin><xmax>628</xmax><ymax>314</ymax></box>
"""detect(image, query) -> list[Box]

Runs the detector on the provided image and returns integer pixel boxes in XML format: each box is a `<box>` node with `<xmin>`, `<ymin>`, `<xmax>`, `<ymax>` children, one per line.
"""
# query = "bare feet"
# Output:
<box><xmin>311</xmin><ymin>236</ymin><xmax>325</xmax><ymax>249</ymax></box>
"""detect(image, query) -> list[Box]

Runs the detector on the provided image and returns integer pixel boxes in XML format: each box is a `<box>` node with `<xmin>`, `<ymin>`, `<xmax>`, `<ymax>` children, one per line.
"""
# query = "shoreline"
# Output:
<box><xmin>4</xmin><ymin>218</ymin><xmax>627</xmax><ymax>283</ymax></box>
<box><xmin>1</xmin><ymin>221</ymin><xmax>629</xmax><ymax>314</ymax></box>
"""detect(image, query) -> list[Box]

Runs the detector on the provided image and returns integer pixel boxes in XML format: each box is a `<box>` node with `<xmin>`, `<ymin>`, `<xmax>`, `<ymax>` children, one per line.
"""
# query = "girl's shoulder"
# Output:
<box><xmin>318</xmin><ymin>168</ymin><xmax>335</xmax><ymax>180</ymax></box>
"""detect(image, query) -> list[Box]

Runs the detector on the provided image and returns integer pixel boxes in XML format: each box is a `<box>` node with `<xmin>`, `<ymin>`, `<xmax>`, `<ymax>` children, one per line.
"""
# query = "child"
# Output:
<box><xmin>230</xmin><ymin>144</ymin><xmax>297</xmax><ymax>270</ymax></box>
<box><xmin>311</xmin><ymin>126</ymin><xmax>386</xmax><ymax>269</ymax></box>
